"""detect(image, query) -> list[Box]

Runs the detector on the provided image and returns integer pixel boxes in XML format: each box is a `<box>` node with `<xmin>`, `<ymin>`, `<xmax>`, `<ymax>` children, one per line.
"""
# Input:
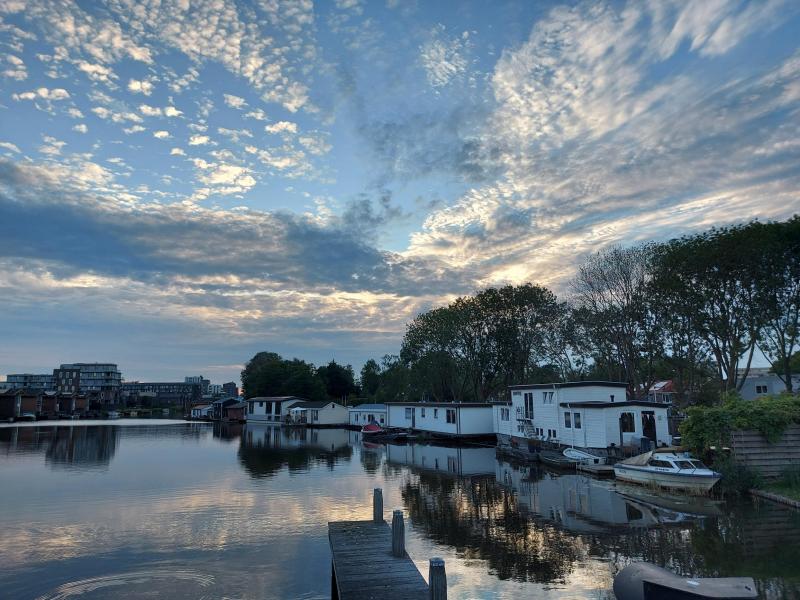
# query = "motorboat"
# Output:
<box><xmin>613</xmin><ymin>448</ymin><xmax>721</xmax><ymax>494</ymax></box>
<box><xmin>361</xmin><ymin>422</ymin><xmax>384</xmax><ymax>435</ymax></box>
<box><xmin>563</xmin><ymin>447</ymin><xmax>607</xmax><ymax>465</ymax></box>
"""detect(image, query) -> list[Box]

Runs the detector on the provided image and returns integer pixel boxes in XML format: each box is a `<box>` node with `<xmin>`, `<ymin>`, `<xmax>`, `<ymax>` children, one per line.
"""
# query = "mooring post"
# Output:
<box><xmin>391</xmin><ymin>509</ymin><xmax>405</xmax><ymax>557</ymax></box>
<box><xmin>429</xmin><ymin>557</ymin><xmax>447</xmax><ymax>600</ymax></box>
<box><xmin>373</xmin><ymin>488</ymin><xmax>383</xmax><ymax>523</ymax></box>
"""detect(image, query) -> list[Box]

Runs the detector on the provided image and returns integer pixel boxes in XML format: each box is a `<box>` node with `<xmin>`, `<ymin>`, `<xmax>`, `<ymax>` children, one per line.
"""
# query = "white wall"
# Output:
<box><xmin>246</xmin><ymin>398</ymin><xmax>303</xmax><ymax>422</ymax></box>
<box><xmin>387</xmin><ymin>404</ymin><xmax>494</xmax><ymax>435</ymax></box>
<box><xmin>307</xmin><ymin>402</ymin><xmax>349</xmax><ymax>425</ymax></box>
<box><xmin>493</xmin><ymin>404</ymin><xmax>515</xmax><ymax>437</ymax></box>
<box><xmin>348</xmin><ymin>408</ymin><xmax>387</xmax><ymax>426</ymax></box>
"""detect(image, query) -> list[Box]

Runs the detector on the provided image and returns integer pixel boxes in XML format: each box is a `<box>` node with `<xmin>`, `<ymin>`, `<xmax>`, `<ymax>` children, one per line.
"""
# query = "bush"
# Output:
<box><xmin>680</xmin><ymin>393</ymin><xmax>800</xmax><ymax>452</ymax></box>
<box><xmin>711</xmin><ymin>454</ymin><xmax>762</xmax><ymax>497</ymax></box>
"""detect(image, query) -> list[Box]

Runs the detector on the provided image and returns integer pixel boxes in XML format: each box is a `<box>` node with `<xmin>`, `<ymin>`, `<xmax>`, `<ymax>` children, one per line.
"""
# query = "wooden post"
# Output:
<box><xmin>373</xmin><ymin>488</ymin><xmax>383</xmax><ymax>523</ymax></box>
<box><xmin>429</xmin><ymin>557</ymin><xmax>447</xmax><ymax>600</ymax></box>
<box><xmin>391</xmin><ymin>509</ymin><xmax>405</xmax><ymax>557</ymax></box>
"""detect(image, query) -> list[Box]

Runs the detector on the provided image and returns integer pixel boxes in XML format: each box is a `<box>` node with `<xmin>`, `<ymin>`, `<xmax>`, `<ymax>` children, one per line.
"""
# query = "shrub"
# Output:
<box><xmin>710</xmin><ymin>453</ymin><xmax>762</xmax><ymax>497</ymax></box>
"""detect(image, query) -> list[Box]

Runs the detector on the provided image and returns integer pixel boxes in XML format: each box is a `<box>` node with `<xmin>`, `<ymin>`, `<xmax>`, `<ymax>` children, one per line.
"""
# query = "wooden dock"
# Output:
<box><xmin>577</xmin><ymin>463</ymin><xmax>615</xmax><ymax>477</ymax></box>
<box><xmin>329</xmin><ymin>489</ymin><xmax>447</xmax><ymax>600</ymax></box>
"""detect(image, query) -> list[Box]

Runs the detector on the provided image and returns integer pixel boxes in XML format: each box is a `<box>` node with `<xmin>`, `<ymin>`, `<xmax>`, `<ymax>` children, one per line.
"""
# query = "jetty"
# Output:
<box><xmin>328</xmin><ymin>488</ymin><xmax>447</xmax><ymax>600</ymax></box>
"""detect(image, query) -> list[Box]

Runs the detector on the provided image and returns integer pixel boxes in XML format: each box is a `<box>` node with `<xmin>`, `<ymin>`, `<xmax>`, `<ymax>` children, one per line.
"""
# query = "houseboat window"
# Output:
<box><xmin>524</xmin><ymin>392</ymin><xmax>534</xmax><ymax>418</ymax></box>
<box><xmin>573</xmin><ymin>413</ymin><xmax>581</xmax><ymax>429</ymax></box>
<box><xmin>755</xmin><ymin>385</ymin><xmax>768</xmax><ymax>394</ymax></box>
<box><xmin>380</xmin><ymin>417</ymin><xmax>384</xmax><ymax>424</ymax></box>
<box><xmin>620</xmin><ymin>412</ymin><xmax>635</xmax><ymax>432</ymax></box>
<box><xmin>647</xmin><ymin>459</ymin><xmax>673</xmax><ymax>468</ymax></box>
<box><xmin>258</xmin><ymin>401</ymin><xmax>264</xmax><ymax>408</ymax></box>
<box><xmin>421</xmin><ymin>407</ymin><xmax>426</xmax><ymax>418</ymax></box>
<box><xmin>500</xmin><ymin>407</ymin><xmax>510</xmax><ymax>421</ymax></box>
<box><xmin>564</xmin><ymin>412</ymin><xmax>571</xmax><ymax>428</ymax></box>
<box><xmin>675</xmin><ymin>460</ymin><xmax>694</xmax><ymax>469</ymax></box>
<box><xmin>405</xmin><ymin>407</ymin><xmax>412</xmax><ymax>419</ymax></box>
<box><xmin>311</xmin><ymin>410</ymin><xmax>319</xmax><ymax>420</ymax></box>
<box><xmin>434</xmin><ymin>408</ymin><xmax>438</xmax><ymax>418</ymax></box>
<box><xmin>446</xmin><ymin>409</ymin><xmax>456</xmax><ymax>424</ymax></box>
<box><xmin>690</xmin><ymin>460</ymin><xmax>708</xmax><ymax>469</ymax></box>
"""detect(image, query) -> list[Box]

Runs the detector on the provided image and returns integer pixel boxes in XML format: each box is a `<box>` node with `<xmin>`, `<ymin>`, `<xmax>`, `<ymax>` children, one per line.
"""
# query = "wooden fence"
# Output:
<box><xmin>730</xmin><ymin>424</ymin><xmax>800</xmax><ymax>479</ymax></box>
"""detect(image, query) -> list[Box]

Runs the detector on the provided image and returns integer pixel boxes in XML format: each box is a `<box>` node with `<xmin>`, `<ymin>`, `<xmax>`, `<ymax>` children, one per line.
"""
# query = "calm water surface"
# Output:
<box><xmin>1</xmin><ymin>420</ymin><xmax>798</xmax><ymax>599</ymax></box>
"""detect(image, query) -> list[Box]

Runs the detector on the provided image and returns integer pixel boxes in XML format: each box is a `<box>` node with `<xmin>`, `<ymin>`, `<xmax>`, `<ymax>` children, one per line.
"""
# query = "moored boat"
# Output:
<box><xmin>613</xmin><ymin>448</ymin><xmax>721</xmax><ymax>494</ymax></box>
<box><xmin>360</xmin><ymin>422</ymin><xmax>384</xmax><ymax>435</ymax></box>
<box><xmin>563</xmin><ymin>447</ymin><xmax>606</xmax><ymax>465</ymax></box>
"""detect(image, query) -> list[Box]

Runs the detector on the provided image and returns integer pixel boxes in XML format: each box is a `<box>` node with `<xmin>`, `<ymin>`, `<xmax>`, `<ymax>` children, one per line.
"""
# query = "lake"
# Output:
<box><xmin>0</xmin><ymin>421</ymin><xmax>798</xmax><ymax>599</ymax></box>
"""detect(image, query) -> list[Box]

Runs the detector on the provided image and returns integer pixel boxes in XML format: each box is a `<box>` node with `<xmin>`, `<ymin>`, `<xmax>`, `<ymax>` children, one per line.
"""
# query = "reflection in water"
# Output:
<box><xmin>238</xmin><ymin>424</ymin><xmax>353</xmax><ymax>478</ymax></box>
<box><xmin>0</xmin><ymin>424</ymin><xmax>798</xmax><ymax>599</ymax></box>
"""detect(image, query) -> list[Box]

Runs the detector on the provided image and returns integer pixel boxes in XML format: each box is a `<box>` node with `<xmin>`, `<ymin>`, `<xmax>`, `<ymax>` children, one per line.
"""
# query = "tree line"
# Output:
<box><xmin>242</xmin><ymin>217</ymin><xmax>799</xmax><ymax>407</ymax></box>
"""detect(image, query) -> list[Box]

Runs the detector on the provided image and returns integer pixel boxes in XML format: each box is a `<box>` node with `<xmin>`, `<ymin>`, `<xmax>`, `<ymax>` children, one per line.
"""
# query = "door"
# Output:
<box><xmin>411</xmin><ymin>407</ymin><xmax>416</xmax><ymax>428</ymax></box>
<box><xmin>641</xmin><ymin>411</ymin><xmax>656</xmax><ymax>442</ymax></box>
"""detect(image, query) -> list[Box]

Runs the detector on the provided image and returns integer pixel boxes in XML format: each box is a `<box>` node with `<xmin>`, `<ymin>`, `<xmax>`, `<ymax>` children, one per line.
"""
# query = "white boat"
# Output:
<box><xmin>613</xmin><ymin>449</ymin><xmax>721</xmax><ymax>494</ymax></box>
<box><xmin>563</xmin><ymin>448</ymin><xmax>607</xmax><ymax>465</ymax></box>
<box><xmin>107</xmin><ymin>411</ymin><xmax>120</xmax><ymax>420</ymax></box>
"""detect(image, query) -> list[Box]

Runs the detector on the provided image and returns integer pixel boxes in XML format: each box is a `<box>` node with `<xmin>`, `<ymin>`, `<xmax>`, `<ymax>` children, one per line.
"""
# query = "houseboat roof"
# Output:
<box><xmin>246</xmin><ymin>396</ymin><xmax>306</xmax><ymax>402</ymax></box>
<box><xmin>508</xmin><ymin>381</ymin><xmax>628</xmax><ymax>390</ymax></box>
<box><xmin>559</xmin><ymin>400</ymin><xmax>668</xmax><ymax>409</ymax></box>
<box><xmin>192</xmin><ymin>404</ymin><xmax>211</xmax><ymax>410</ymax></box>
<box><xmin>348</xmin><ymin>403</ymin><xmax>386</xmax><ymax>411</ymax></box>
<box><xmin>227</xmin><ymin>401</ymin><xmax>247</xmax><ymax>409</ymax></box>
<box><xmin>385</xmin><ymin>401</ymin><xmax>493</xmax><ymax>408</ymax></box>
<box><xmin>292</xmin><ymin>400</ymin><xmax>340</xmax><ymax>409</ymax></box>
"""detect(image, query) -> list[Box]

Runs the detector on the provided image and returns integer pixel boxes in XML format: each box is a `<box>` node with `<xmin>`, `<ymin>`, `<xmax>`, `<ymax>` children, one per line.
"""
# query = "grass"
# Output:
<box><xmin>762</xmin><ymin>467</ymin><xmax>800</xmax><ymax>502</ymax></box>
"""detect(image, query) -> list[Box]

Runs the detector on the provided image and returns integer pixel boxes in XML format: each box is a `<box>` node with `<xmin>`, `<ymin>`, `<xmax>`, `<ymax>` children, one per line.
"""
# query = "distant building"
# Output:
<box><xmin>222</xmin><ymin>382</ymin><xmax>239</xmax><ymax>398</ymax></box>
<box><xmin>387</xmin><ymin>402</ymin><xmax>495</xmax><ymax>438</ymax></box>
<box><xmin>120</xmin><ymin>382</ymin><xmax>201</xmax><ymax>407</ymax></box>
<box><xmin>5</xmin><ymin>373</ymin><xmax>54</xmax><ymax>391</ymax></box>
<box><xmin>185</xmin><ymin>375</ymin><xmax>210</xmax><ymax>395</ymax></box>
<box><xmin>646</xmin><ymin>380</ymin><xmax>675</xmax><ymax>404</ymax></box>
<box><xmin>53</xmin><ymin>366</ymin><xmax>81</xmax><ymax>395</ymax></box>
<box><xmin>246</xmin><ymin>396</ymin><xmax>306</xmax><ymax>423</ymax></box>
<box><xmin>60</xmin><ymin>363</ymin><xmax>122</xmax><ymax>404</ymax></box>
<box><xmin>224</xmin><ymin>401</ymin><xmax>247</xmax><ymax>422</ymax></box>
<box><xmin>287</xmin><ymin>401</ymin><xmax>349</xmax><ymax>426</ymax></box>
<box><xmin>208</xmin><ymin>383</ymin><xmax>223</xmax><ymax>396</ymax></box>
<box><xmin>348</xmin><ymin>404</ymin><xmax>387</xmax><ymax>427</ymax></box>
<box><xmin>738</xmin><ymin>368</ymin><xmax>800</xmax><ymax>401</ymax></box>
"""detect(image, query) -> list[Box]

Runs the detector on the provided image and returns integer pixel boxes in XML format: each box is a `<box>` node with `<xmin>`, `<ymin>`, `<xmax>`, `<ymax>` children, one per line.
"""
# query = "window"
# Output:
<box><xmin>379</xmin><ymin>416</ymin><xmax>385</xmax><ymax>424</ymax></box>
<box><xmin>755</xmin><ymin>385</ymin><xmax>768</xmax><ymax>394</ymax></box>
<box><xmin>573</xmin><ymin>412</ymin><xmax>581</xmax><ymax>429</ymax></box>
<box><xmin>620</xmin><ymin>412</ymin><xmax>635</xmax><ymax>433</ymax></box>
<box><xmin>564</xmin><ymin>412</ymin><xmax>571</xmax><ymax>428</ymax></box>
<box><xmin>500</xmin><ymin>407</ymin><xmax>510</xmax><ymax>421</ymax></box>
<box><xmin>421</xmin><ymin>407</ymin><xmax>426</xmax><ymax>418</ymax></box>
<box><xmin>542</xmin><ymin>391</ymin><xmax>554</xmax><ymax>404</ymax></box>
<box><xmin>311</xmin><ymin>410</ymin><xmax>319</xmax><ymax>420</ymax></box>
<box><xmin>647</xmin><ymin>459</ymin><xmax>673</xmax><ymax>469</ymax></box>
<box><xmin>434</xmin><ymin>408</ymin><xmax>438</xmax><ymax>419</ymax></box>
<box><xmin>405</xmin><ymin>407</ymin><xmax>412</xmax><ymax>419</ymax></box>
<box><xmin>675</xmin><ymin>460</ymin><xmax>694</xmax><ymax>469</ymax></box>
<box><xmin>523</xmin><ymin>392</ymin><xmax>534</xmax><ymax>419</ymax></box>
<box><xmin>258</xmin><ymin>401</ymin><xmax>264</xmax><ymax>408</ymax></box>
<box><xmin>446</xmin><ymin>409</ymin><xmax>456</xmax><ymax>424</ymax></box>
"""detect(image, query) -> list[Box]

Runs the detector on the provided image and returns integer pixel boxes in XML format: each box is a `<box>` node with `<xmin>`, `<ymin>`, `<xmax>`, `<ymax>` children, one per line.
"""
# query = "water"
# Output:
<box><xmin>0</xmin><ymin>421</ymin><xmax>798</xmax><ymax>599</ymax></box>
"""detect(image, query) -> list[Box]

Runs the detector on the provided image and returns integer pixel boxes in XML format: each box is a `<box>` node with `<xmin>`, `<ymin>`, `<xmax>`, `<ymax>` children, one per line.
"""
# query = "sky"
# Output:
<box><xmin>1</xmin><ymin>0</ymin><xmax>799</xmax><ymax>385</ymax></box>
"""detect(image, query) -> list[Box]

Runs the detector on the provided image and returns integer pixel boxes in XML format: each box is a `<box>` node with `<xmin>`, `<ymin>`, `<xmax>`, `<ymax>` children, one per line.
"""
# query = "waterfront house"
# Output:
<box><xmin>246</xmin><ymin>396</ymin><xmax>306</xmax><ymax>423</ymax></box>
<box><xmin>190</xmin><ymin>404</ymin><xmax>212</xmax><ymax>419</ymax></box>
<box><xmin>646</xmin><ymin>380</ymin><xmax>675</xmax><ymax>404</ymax></box>
<box><xmin>348</xmin><ymin>403</ymin><xmax>387</xmax><ymax>428</ymax></box>
<box><xmin>495</xmin><ymin>381</ymin><xmax>671</xmax><ymax>459</ymax></box>
<box><xmin>211</xmin><ymin>397</ymin><xmax>238</xmax><ymax>421</ymax></box>
<box><xmin>0</xmin><ymin>388</ymin><xmax>22</xmax><ymax>420</ymax></box>
<box><xmin>287</xmin><ymin>401</ymin><xmax>349</xmax><ymax>426</ymax></box>
<box><xmin>223</xmin><ymin>401</ymin><xmax>246</xmax><ymax>422</ymax></box>
<box><xmin>738</xmin><ymin>367</ymin><xmax>800</xmax><ymax>400</ymax></box>
<box><xmin>386</xmin><ymin>402</ymin><xmax>495</xmax><ymax>438</ymax></box>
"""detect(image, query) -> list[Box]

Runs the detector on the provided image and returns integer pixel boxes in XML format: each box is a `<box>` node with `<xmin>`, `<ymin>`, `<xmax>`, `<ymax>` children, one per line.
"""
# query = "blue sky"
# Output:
<box><xmin>1</xmin><ymin>0</ymin><xmax>799</xmax><ymax>385</ymax></box>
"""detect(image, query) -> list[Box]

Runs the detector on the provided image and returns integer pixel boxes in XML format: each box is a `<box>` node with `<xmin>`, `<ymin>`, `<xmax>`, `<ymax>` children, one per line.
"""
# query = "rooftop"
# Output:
<box><xmin>509</xmin><ymin>381</ymin><xmax>628</xmax><ymax>390</ymax></box>
<box><xmin>348</xmin><ymin>403</ymin><xmax>386</xmax><ymax>411</ymax></box>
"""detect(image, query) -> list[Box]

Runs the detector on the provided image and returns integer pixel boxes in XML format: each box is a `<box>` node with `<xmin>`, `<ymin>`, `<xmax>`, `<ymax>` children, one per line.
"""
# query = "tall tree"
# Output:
<box><xmin>757</xmin><ymin>217</ymin><xmax>800</xmax><ymax>392</ymax></box>
<box><xmin>359</xmin><ymin>359</ymin><xmax>381</xmax><ymax>397</ymax></box>
<box><xmin>571</xmin><ymin>243</ymin><xmax>662</xmax><ymax>395</ymax></box>
<box><xmin>317</xmin><ymin>360</ymin><xmax>357</xmax><ymax>401</ymax></box>
<box><xmin>240</xmin><ymin>352</ymin><xmax>326</xmax><ymax>400</ymax></box>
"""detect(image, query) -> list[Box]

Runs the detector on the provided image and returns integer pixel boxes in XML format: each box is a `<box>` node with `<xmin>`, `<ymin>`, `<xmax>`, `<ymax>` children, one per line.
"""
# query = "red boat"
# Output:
<box><xmin>361</xmin><ymin>422</ymin><xmax>384</xmax><ymax>435</ymax></box>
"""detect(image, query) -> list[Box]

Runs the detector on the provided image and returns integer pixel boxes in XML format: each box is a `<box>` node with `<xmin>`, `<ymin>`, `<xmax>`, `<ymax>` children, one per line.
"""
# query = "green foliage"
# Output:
<box><xmin>763</xmin><ymin>466</ymin><xmax>800</xmax><ymax>502</ymax></box>
<box><xmin>240</xmin><ymin>351</ymin><xmax>326</xmax><ymax>401</ymax></box>
<box><xmin>681</xmin><ymin>394</ymin><xmax>800</xmax><ymax>452</ymax></box>
<box><xmin>359</xmin><ymin>359</ymin><xmax>381</xmax><ymax>397</ymax></box>
<box><xmin>317</xmin><ymin>360</ymin><xmax>356</xmax><ymax>400</ymax></box>
<box><xmin>710</xmin><ymin>453</ymin><xmax>762</xmax><ymax>497</ymax></box>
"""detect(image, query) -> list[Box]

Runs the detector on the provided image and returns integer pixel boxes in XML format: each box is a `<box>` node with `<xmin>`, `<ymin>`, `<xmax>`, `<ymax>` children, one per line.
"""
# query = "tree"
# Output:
<box><xmin>317</xmin><ymin>360</ymin><xmax>356</xmax><ymax>400</ymax></box>
<box><xmin>757</xmin><ymin>217</ymin><xmax>800</xmax><ymax>392</ymax></box>
<box><xmin>571</xmin><ymin>243</ymin><xmax>663</xmax><ymax>395</ymax></box>
<box><xmin>240</xmin><ymin>352</ymin><xmax>325</xmax><ymax>401</ymax></box>
<box><xmin>360</xmin><ymin>359</ymin><xmax>381</xmax><ymax>397</ymax></box>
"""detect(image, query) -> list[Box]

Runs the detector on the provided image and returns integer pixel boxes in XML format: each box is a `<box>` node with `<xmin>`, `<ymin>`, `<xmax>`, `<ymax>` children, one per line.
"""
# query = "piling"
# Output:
<box><xmin>373</xmin><ymin>488</ymin><xmax>383</xmax><ymax>522</ymax></box>
<box><xmin>392</xmin><ymin>509</ymin><xmax>405</xmax><ymax>557</ymax></box>
<box><xmin>428</xmin><ymin>557</ymin><xmax>447</xmax><ymax>600</ymax></box>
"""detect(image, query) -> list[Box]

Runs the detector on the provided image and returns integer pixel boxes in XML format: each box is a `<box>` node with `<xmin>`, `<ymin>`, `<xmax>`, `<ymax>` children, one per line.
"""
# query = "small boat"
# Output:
<box><xmin>361</xmin><ymin>422</ymin><xmax>384</xmax><ymax>435</ymax></box>
<box><xmin>107</xmin><ymin>411</ymin><xmax>120</xmax><ymax>420</ymax></box>
<box><xmin>563</xmin><ymin>448</ymin><xmax>606</xmax><ymax>465</ymax></box>
<box><xmin>17</xmin><ymin>412</ymin><xmax>36</xmax><ymax>422</ymax></box>
<box><xmin>613</xmin><ymin>448</ymin><xmax>721</xmax><ymax>494</ymax></box>
<box><xmin>539</xmin><ymin>450</ymin><xmax>578</xmax><ymax>469</ymax></box>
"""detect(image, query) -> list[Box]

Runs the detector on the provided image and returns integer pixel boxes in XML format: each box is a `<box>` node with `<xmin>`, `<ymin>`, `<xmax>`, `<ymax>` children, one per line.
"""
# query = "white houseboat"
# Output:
<box><xmin>245</xmin><ymin>396</ymin><xmax>306</xmax><ymax>423</ymax></box>
<box><xmin>386</xmin><ymin>402</ymin><xmax>495</xmax><ymax>438</ymax></box>
<box><xmin>348</xmin><ymin>403</ymin><xmax>387</xmax><ymax>428</ymax></box>
<box><xmin>286</xmin><ymin>401</ymin><xmax>349</xmax><ymax>427</ymax></box>
<box><xmin>494</xmin><ymin>381</ymin><xmax>671</xmax><ymax>460</ymax></box>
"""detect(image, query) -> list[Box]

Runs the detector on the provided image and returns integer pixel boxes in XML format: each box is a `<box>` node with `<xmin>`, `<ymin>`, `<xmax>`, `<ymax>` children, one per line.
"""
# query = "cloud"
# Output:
<box><xmin>139</xmin><ymin>104</ymin><xmax>162</xmax><ymax>117</ymax></box>
<box><xmin>0</xmin><ymin>142</ymin><xmax>21</xmax><ymax>153</ymax></box>
<box><xmin>223</xmin><ymin>94</ymin><xmax>247</xmax><ymax>109</ymax></box>
<box><xmin>3</xmin><ymin>54</ymin><xmax>27</xmax><ymax>80</ymax></box>
<box><xmin>13</xmin><ymin>87</ymin><xmax>70</xmax><ymax>101</ymax></box>
<box><xmin>77</xmin><ymin>61</ymin><xmax>117</xmax><ymax>84</ymax></box>
<box><xmin>153</xmin><ymin>130</ymin><xmax>170</xmax><ymax>139</ymax></box>
<box><xmin>265</xmin><ymin>121</ymin><xmax>298</xmax><ymax>135</ymax></box>
<box><xmin>188</xmin><ymin>134</ymin><xmax>211</xmax><ymax>146</ymax></box>
<box><xmin>244</xmin><ymin>109</ymin><xmax>268</xmax><ymax>121</ymax></box>
<box><xmin>127</xmin><ymin>78</ymin><xmax>154</xmax><ymax>95</ymax></box>
<box><xmin>419</xmin><ymin>25</ymin><xmax>470</xmax><ymax>88</ymax></box>
<box><xmin>170</xmin><ymin>148</ymin><xmax>186</xmax><ymax>156</ymax></box>
<box><xmin>72</xmin><ymin>123</ymin><xmax>88</xmax><ymax>134</ymax></box>
<box><xmin>123</xmin><ymin>125</ymin><xmax>146</xmax><ymax>134</ymax></box>
<box><xmin>164</xmin><ymin>106</ymin><xmax>182</xmax><ymax>117</ymax></box>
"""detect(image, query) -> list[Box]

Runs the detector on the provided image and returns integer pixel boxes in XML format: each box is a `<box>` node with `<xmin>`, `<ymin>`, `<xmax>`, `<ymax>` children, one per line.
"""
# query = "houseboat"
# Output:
<box><xmin>245</xmin><ymin>396</ymin><xmax>306</xmax><ymax>424</ymax></box>
<box><xmin>286</xmin><ymin>401</ymin><xmax>349</xmax><ymax>427</ymax></box>
<box><xmin>494</xmin><ymin>381</ymin><xmax>671</xmax><ymax>460</ymax></box>
<box><xmin>348</xmin><ymin>403</ymin><xmax>387</xmax><ymax>428</ymax></box>
<box><xmin>385</xmin><ymin>402</ymin><xmax>495</xmax><ymax>439</ymax></box>
<box><xmin>613</xmin><ymin>449</ymin><xmax>721</xmax><ymax>494</ymax></box>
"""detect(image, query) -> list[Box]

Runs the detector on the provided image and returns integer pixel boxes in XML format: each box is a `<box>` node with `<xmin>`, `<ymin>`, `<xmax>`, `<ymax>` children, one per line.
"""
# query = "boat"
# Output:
<box><xmin>361</xmin><ymin>422</ymin><xmax>384</xmax><ymax>436</ymax></box>
<box><xmin>539</xmin><ymin>450</ymin><xmax>578</xmax><ymax>469</ymax></box>
<box><xmin>563</xmin><ymin>448</ymin><xmax>606</xmax><ymax>465</ymax></box>
<box><xmin>107</xmin><ymin>411</ymin><xmax>120</xmax><ymax>420</ymax></box>
<box><xmin>17</xmin><ymin>412</ymin><xmax>36</xmax><ymax>422</ymax></box>
<box><xmin>613</xmin><ymin>448</ymin><xmax>721</xmax><ymax>494</ymax></box>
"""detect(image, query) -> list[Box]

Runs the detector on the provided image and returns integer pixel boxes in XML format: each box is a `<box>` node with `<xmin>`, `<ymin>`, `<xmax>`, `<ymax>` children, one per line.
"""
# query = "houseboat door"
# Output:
<box><xmin>641</xmin><ymin>411</ymin><xmax>656</xmax><ymax>443</ymax></box>
<box><xmin>411</xmin><ymin>407</ymin><xmax>416</xmax><ymax>428</ymax></box>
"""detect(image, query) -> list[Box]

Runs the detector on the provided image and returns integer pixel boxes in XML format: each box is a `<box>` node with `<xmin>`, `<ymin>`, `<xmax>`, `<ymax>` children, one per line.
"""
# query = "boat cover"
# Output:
<box><xmin>619</xmin><ymin>450</ymin><xmax>653</xmax><ymax>466</ymax></box>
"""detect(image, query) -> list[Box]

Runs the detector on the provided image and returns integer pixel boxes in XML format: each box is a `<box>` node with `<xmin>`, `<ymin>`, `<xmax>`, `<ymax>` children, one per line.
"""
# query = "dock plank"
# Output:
<box><xmin>329</xmin><ymin>520</ymin><xmax>429</xmax><ymax>600</ymax></box>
